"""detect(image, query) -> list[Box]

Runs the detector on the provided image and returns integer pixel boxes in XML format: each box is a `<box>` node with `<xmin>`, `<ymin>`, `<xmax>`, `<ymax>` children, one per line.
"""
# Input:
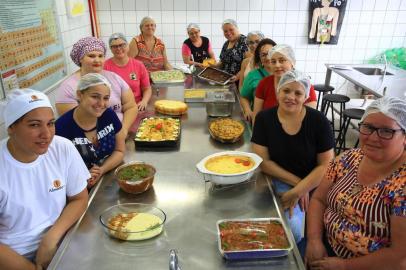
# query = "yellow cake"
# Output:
<box><xmin>155</xmin><ymin>100</ymin><xmax>188</xmax><ymax>115</ymax></box>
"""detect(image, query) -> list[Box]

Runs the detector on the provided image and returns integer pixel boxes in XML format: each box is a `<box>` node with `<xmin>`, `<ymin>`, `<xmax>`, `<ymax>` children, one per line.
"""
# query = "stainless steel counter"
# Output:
<box><xmin>324</xmin><ymin>64</ymin><xmax>406</xmax><ymax>99</ymax></box>
<box><xmin>48</xmin><ymin>75</ymin><xmax>305</xmax><ymax>270</ymax></box>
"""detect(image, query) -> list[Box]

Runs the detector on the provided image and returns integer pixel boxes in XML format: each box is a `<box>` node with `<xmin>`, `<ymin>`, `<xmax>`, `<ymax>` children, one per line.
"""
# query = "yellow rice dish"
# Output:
<box><xmin>205</xmin><ymin>155</ymin><xmax>255</xmax><ymax>174</ymax></box>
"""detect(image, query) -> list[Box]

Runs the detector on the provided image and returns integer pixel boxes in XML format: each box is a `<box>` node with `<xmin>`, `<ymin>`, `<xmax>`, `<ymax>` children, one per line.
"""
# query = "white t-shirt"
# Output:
<box><xmin>0</xmin><ymin>135</ymin><xmax>89</xmax><ymax>256</ymax></box>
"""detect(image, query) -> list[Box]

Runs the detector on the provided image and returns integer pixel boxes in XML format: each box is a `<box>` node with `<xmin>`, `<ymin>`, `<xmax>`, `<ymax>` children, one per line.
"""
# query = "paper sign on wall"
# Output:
<box><xmin>66</xmin><ymin>0</ymin><xmax>85</xmax><ymax>17</ymax></box>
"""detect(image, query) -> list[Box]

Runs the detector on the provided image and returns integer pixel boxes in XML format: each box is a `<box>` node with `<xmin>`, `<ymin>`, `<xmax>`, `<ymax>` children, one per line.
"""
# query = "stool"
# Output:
<box><xmin>335</xmin><ymin>108</ymin><xmax>365</xmax><ymax>154</ymax></box>
<box><xmin>321</xmin><ymin>94</ymin><xmax>350</xmax><ymax>136</ymax></box>
<box><xmin>314</xmin><ymin>84</ymin><xmax>334</xmax><ymax>110</ymax></box>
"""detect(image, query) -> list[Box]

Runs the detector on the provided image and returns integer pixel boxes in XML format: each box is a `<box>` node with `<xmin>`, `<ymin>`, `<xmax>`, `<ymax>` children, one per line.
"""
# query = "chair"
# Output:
<box><xmin>335</xmin><ymin>108</ymin><xmax>365</xmax><ymax>154</ymax></box>
<box><xmin>314</xmin><ymin>84</ymin><xmax>334</xmax><ymax>110</ymax></box>
<box><xmin>321</xmin><ymin>93</ymin><xmax>350</xmax><ymax>137</ymax></box>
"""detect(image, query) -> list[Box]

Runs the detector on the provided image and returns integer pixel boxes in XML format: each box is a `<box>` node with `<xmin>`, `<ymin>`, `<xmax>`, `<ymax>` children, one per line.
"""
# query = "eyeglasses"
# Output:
<box><xmin>110</xmin><ymin>43</ymin><xmax>126</xmax><ymax>50</ymax></box>
<box><xmin>247</xmin><ymin>40</ymin><xmax>260</xmax><ymax>45</ymax></box>
<box><xmin>358</xmin><ymin>122</ymin><xmax>405</xmax><ymax>140</ymax></box>
<box><xmin>260</xmin><ymin>53</ymin><xmax>269</xmax><ymax>58</ymax></box>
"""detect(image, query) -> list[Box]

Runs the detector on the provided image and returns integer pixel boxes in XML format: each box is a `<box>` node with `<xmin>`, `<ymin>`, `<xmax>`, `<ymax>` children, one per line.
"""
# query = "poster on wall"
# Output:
<box><xmin>0</xmin><ymin>0</ymin><xmax>67</xmax><ymax>99</ymax></box>
<box><xmin>308</xmin><ymin>0</ymin><xmax>347</xmax><ymax>45</ymax></box>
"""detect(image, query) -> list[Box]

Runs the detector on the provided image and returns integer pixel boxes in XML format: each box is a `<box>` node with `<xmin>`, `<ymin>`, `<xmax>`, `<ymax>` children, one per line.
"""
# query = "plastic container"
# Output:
<box><xmin>204</xmin><ymin>91</ymin><xmax>235</xmax><ymax>117</ymax></box>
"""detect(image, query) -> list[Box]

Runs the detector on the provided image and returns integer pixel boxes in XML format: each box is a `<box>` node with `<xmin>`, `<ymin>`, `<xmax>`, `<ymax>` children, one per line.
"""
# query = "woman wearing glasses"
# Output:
<box><xmin>252</xmin><ymin>44</ymin><xmax>317</xmax><ymax>123</ymax></box>
<box><xmin>181</xmin><ymin>23</ymin><xmax>215</xmax><ymax>68</ymax></box>
<box><xmin>240</xmin><ymin>38</ymin><xmax>276</xmax><ymax>122</ymax></box>
<box><xmin>238</xmin><ymin>31</ymin><xmax>265</xmax><ymax>90</ymax></box>
<box><xmin>104</xmin><ymin>33</ymin><xmax>152</xmax><ymax>111</ymax></box>
<box><xmin>306</xmin><ymin>97</ymin><xmax>406</xmax><ymax>270</ymax></box>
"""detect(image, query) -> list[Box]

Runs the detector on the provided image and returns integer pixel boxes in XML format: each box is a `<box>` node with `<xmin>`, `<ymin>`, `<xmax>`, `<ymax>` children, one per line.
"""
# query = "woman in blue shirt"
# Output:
<box><xmin>56</xmin><ymin>73</ymin><xmax>126</xmax><ymax>188</ymax></box>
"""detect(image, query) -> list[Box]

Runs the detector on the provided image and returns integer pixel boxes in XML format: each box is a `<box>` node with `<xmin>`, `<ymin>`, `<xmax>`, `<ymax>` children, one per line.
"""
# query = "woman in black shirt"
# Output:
<box><xmin>182</xmin><ymin>23</ymin><xmax>215</xmax><ymax>68</ymax></box>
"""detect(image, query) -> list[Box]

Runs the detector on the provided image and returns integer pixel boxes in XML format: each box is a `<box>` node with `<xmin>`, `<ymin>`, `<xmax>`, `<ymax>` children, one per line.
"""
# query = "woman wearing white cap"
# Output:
<box><xmin>181</xmin><ymin>23</ymin><xmax>216</xmax><ymax>68</ymax></box>
<box><xmin>306</xmin><ymin>97</ymin><xmax>406</xmax><ymax>270</ymax></box>
<box><xmin>0</xmin><ymin>89</ymin><xmax>89</xmax><ymax>269</ymax></box>
<box><xmin>56</xmin><ymin>73</ymin><xmax>126</xmax><ymax>188</ymax></box>
<box><xmin>252</xmin><ymin>44</ymin><xmax>317</xmax><ymax>122</ymax></box>
<box><xmin>251</xmin><ymin>70</ymin><xmax>334</xmax><ymax>255</ymax></box>
<box><xmin>104</xmin><ymin>33</ymin><xmax>152</xmax><ymax>111</ymax></box>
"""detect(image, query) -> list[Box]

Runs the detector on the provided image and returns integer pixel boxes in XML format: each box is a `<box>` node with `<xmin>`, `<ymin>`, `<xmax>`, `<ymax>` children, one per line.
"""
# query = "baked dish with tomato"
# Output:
<box><xmin>135</xmin><ymin>117</ymin><xmax>180</xmax><ymax>142</ymax></box>
<box><xmin>209</xmin><ymin>118</ymin><xmax>244</xmax><ymax>143</ymax></box>
<box><xmin>205</xmin><ymin>155</ymin><xmax>255</xmax><ymax>174</ymax></box>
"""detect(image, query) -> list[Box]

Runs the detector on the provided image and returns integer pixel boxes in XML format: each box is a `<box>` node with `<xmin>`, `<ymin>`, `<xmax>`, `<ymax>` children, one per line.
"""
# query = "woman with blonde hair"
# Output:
<box><xmin>128</xmin><ymin>16</ymin><xmax>172</xmax><ymax>71</ymax></box>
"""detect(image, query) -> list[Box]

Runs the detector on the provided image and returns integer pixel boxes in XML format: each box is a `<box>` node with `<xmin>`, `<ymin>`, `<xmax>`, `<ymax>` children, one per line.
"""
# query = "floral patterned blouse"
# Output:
<box><xmin>133</xmin><ymin>34</ymin><xmax>165</xmax><ymax>72</ymax></box>
<box><xmin>219</xmin><ymin>35</ymin><xmax>248</xmax><ymax>75</ymax></box>
<box><xmin>324</xmin><ymin>148</ymin><xmax>405</xmax><ymax>258</ymax></box>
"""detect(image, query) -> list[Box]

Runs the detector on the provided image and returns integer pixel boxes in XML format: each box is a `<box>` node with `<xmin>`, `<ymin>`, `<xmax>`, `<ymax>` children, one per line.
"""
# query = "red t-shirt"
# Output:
<box><xmin>255</xmin><ymin>75</ymin><xmax>317</xmax><ymax>110</ymax></box>
<box><xmin>104</xmin><ymin>58</ymin><xmax>150</xmax><ymax>103</ymax></box>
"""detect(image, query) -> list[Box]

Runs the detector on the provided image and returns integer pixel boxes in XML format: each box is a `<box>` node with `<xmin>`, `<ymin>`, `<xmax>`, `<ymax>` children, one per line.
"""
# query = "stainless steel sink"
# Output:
<box><xmin>353</xmin><ymin>67</ymin><xmax>393</xmax><ymax>76</ymax></box>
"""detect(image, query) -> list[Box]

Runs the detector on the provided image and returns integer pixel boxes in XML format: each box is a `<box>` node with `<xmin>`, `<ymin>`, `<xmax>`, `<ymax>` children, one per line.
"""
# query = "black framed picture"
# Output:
<box><xmin>308</xmin><ymin>0</ymin><xmax>347</xmax><ymax>45</ymax></box>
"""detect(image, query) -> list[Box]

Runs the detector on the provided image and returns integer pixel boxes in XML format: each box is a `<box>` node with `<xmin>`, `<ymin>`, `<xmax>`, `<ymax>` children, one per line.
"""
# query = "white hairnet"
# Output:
<box><xmin>4</xmin><ymin>89</ymin><xmax>53</xmax><ymax>129</ymax></box>
<box><xmin>222</xmin><ymin>19</ymin><xmax>238</xmax><ymax>28</ymax></box>
<box><xmin>361</xmin><ymin>97</ymin><xmax>406</xmax><ymax>131</ymax></box>
<box><xmin>268</xmin><ymin>44</ymin><xmax>296</xmax><ymax>65</ymax></box>
<box><xmin>109</xmin><ymin>32</ymin><xmax>127</xmax><ymax>46</ymax></box>
<box><xmin>77</xmin><ymin>73</ymin><xmax>111</xmax><ymax>92</ymax></box>
<box><xmin>247</xmin><ymin>31</ymin><xmax>265</xmax><ymax>40</ymax></box>
<box><xmin>187</xmin><ymin>23</ymin><xmax>200</xmax><ymax>32</ymax></box>
<box><xmin>277</xmin><ymin>70</ymin><xmax>311</xmax><ymax>98</ymax></box>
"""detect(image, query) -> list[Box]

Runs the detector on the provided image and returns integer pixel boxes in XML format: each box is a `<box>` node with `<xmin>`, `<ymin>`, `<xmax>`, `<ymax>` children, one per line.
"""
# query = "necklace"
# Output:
<box><xmin>81</xmin><ymin>125</ymin><xmax>97</xmax><ymax>133</ymax></box>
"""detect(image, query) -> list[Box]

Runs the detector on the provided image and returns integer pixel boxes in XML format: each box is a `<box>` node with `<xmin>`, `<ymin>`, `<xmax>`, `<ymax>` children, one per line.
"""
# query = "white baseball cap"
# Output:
<box><xmin>4</xmin><ymin>88</ymin><xmax>53</xmax><ymax>129</ymax></box>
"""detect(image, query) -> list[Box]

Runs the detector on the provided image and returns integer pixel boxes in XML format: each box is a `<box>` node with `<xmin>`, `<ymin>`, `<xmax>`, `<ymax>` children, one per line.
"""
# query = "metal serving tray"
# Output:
<box><xmin>134</xmin><ymin>117</ymin><xmax>181</xmax><ymax>149</ymax></box>
<box><xmin>217</xmin><ymin>217</ymin><xmax>293</xmax><ymax>260</ymax></box>
<box><xmin>197</xmin><ymin>67</ymin><xmax>233</xmax><ymax>85</ymax></box>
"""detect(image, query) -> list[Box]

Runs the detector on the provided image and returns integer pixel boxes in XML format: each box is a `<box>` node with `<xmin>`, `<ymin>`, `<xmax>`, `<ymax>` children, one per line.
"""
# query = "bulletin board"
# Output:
<box><xmin>0</xmin><ymin>0</ymin><xmax>67</xmax><ymax>99</ymax></box>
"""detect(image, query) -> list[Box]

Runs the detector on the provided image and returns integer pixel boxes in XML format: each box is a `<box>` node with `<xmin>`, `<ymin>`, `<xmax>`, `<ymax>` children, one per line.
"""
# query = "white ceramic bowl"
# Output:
<box><xmin>196</xmin><ymin>151</ymin><xmax>263</xmax><ymax>185</ymax></box>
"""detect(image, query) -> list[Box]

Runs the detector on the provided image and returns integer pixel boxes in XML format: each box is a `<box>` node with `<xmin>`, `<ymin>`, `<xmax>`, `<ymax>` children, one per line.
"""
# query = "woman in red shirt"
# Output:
<box><xmin>252</xmin><ymin>44</ymin><xmax>317</xmax><ymax>123</ymax></box>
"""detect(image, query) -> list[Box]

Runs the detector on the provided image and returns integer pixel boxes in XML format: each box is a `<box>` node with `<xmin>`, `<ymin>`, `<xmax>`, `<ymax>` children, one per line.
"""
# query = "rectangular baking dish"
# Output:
<box><xmin>217</xmin><ymin>217</ymin><xmax>293</xmax><ymax>260</ymax></box>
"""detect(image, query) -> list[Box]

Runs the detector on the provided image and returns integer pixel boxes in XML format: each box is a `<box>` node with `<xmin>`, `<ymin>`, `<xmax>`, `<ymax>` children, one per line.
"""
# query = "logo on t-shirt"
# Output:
<box><xmin>130</xmin><ymin>73</ymin><xmax>137</xmax><ymax>80</ymax></box>
<box><xmin>49</xmin><ymin>179</ymin><xmax>64</xmax><ymax>192</ymax></box>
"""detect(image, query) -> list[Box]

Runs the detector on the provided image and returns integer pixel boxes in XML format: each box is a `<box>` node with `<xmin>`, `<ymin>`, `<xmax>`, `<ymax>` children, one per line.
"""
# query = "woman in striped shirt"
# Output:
<box><xmin>306</xmin><ymin>97</ymin><xmax>406</xmax><ymax>270</ymax></box>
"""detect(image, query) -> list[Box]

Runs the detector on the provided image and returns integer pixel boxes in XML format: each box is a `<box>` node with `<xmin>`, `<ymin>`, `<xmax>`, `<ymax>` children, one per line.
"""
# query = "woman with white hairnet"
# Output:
<box><xmin>0</xmin><ymin>89</ymin><xmax>89</xmax><ymax>269</ymax></box>
<box><xmin>252</xmin><ymin>70</ymin><xmax>335</xmax><ymax>255</ymax></box>
<box><xmin>104</xmin><ymin>32</ymin><xmax>152</xmax><ymax>111</ymax></box>
<box><xmin>181</xmin><ymin>23</ymin><xmax>216</xmax><ymax>68</ymax></box>
<box><xmin>252</xmin><ymin>44</ymin><xmax>317</xmax><ymax>122</ymax></box>
<box><xmin>306</xmin><ymin>97</ymin><xmax>406</xmax><ymax>270</ymax></box>
<box><xmin>212</xmin><ymin>19</ymin><xmax>248</xmax><ymax>83</ymax></box>
<box><xmin>238</xmin><ymin>31</ymin><xmax>265</xmax><ymax>90</ymax></box>
<box><xmin>56</xmin><ymin>73</ymin><xmax>126</xmax><ymax>188</ymax></box>
<box><xmin>128</xmin><ymin>16</ymin><xmax>172</xmax><ymax>71</ymax></box>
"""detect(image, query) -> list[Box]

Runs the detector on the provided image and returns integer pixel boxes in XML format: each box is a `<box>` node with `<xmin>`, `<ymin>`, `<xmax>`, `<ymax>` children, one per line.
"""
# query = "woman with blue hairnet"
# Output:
<box><xmin>306</xmin><ymin>97</ymin><xmax>406</xmax><ymax>270</ymax></box>
<box><xmin>56</xmin><ymin>73</ymin><xmax>126</xmax><ymax>189</ymax></box>
<box><xmin>251</xmin><ymin>70</ymin><xmax>335</xmax><ymax>255</ymax></box>
<box><xmin>0</xmin><ymin>89</ymin><xmax>89</xmax><ymax>269</ymax></box>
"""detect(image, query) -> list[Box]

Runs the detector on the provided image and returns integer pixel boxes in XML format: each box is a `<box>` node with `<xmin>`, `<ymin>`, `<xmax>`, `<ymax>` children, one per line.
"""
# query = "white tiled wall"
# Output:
<box><xmin>96</xmin><ymin>0</ymin><xmax>406</xmax><ymax>87</ymax></box>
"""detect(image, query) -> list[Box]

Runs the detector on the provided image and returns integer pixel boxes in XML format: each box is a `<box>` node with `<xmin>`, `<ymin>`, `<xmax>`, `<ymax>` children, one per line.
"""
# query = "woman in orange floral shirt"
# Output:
<box><xmin>306</xmin><ymin>97</ymin><xmax>406</xmax><ymax>270</ymax></box>
<box><xmin>128</xmin><ymin>16</ymin><xmax>172</xmax><ymax>72</ymax></box>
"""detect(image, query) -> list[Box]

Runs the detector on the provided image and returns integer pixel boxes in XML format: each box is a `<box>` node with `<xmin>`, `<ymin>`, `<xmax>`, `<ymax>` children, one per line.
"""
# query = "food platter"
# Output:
<box><xmin>208</xmin><ymin>118</ymin><xmax>245</xmax><ymax>143</ymax></box>
<box><xmin>217</xmin><ymin>218</ymin><xmax>292</xmax><ymax>260</ymax></box>
<box><xmin>150</xmin><ymin>70</ymin><xmax>185</xmax><ymax>84</ymax></box>
<box><xmin>196</xmin><ymin>151</ymin><xmax>262</xmax><ymax>185</ymax></box>
<box><xmin>134</xmin><ymin>117</ymin><xmax>181</xmax><ymax>148</ymax></box>
<box><xmin>197</xmin><ymin>67</ymin><xmax>233</xmax><ymax>85</ymax></box>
